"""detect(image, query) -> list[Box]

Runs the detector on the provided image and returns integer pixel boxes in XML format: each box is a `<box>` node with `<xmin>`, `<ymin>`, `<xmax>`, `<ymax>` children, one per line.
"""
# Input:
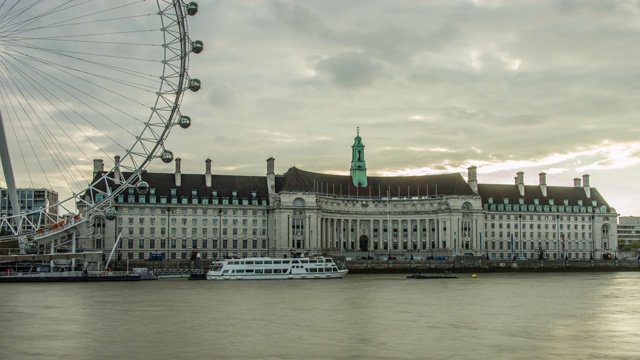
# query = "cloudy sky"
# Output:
<box><xmin>2</xmin><ymin>0</ymin><xmax>640</xmax><ymax>217</ymax></box>
<box><xmin>165</xmin><ymin>0</ymin><xmax>640</xmax><ymax>216</ymax></box>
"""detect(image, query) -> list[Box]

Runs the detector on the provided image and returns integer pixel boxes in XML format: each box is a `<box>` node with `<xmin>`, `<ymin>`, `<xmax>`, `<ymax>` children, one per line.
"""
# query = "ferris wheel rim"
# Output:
<box><xmin>0</xmin><ymin>0</ymin><xmax>197</xmax><ymax>242</ymax></box>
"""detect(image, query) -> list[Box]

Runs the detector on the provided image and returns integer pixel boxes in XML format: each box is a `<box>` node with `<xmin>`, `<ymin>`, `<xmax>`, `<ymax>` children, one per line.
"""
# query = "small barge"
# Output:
<box><xmin>0</xmin><ymin>271</ymin><xmax>142</xmax><ymax>283</ymax></box>
<box><xmin>406</xmin><ymin>272</ymin><xmax>458</xmax><ymax>279</ymax></box>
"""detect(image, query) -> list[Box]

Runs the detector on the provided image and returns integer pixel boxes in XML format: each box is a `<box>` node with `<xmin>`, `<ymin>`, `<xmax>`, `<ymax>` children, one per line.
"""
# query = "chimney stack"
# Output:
<box><xmin>582</xmin><ymin>174</ymin><xmax>591</xmax><ymax>198</ymax></box>
<box><xmin>175</xmin><ymin>158</ymin><xmax>182</xmax><ymax>187</ymax></box>
<box><xmin>539</xmin><ymin>172</ymin><xmax>547</xmax><ymax>197</ymax></box>
<box><xmin>93</xmin><ymin>159</ymin><xmax>104</xmax><ymax>178</ymax></box>
<box><xmin>267</xmin><ymin>157</ymin><xmax>275</xmax><ymax>175</ymax></box>
<box><xmin>467</xmin><ymin>166</ymin><xmax>478</xmax><ymax>194</ymax></box>
<box><xmin>114</xmin><ymin>155</ymin><xmax>121</xmax><ymax>185</ymax></box>
<box><xmin>516</xmin><ymin>171</ymin><xmax>525</xmax><ymax>197</ymax></box>
<box><xmin>205</xmin><ymin>158</ymin><xmax>212</xmax><ymax>187</ymax></box>
<box><xmin>266</xmin><ymin>157</ymin><xmax>276</xmax><ymax>200</ymax></box>
<box><xmin>573</xmin><ymin>178</ymin><xmax>581</xmax><ymax>188</ymax></box>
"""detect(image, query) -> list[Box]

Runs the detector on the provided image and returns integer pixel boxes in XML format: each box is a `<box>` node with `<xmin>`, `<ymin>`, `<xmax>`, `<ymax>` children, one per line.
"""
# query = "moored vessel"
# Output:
<box><xmin>206</xmin><ymin>255</ymin><xmax>348</xmax><ymax>280</ymax></box>
<box><xmin>406</xmin><ymin>271</ymin><xmax>458</xmax><ymax>279</ymax></box>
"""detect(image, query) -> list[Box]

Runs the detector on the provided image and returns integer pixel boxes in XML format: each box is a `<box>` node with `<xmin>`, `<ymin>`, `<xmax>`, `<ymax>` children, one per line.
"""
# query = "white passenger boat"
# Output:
<box><xmin>206</xmin><ymin>255</ymin><xmax>348</xmax><ymax>280</ymax></box>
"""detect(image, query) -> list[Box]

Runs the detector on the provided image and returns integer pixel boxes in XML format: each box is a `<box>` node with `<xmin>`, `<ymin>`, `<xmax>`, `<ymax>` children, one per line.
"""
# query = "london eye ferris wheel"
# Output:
<box><xmin>0</xmin><ymin>1</ymin><xmax>202</xmax><ymax>251</ymax></box>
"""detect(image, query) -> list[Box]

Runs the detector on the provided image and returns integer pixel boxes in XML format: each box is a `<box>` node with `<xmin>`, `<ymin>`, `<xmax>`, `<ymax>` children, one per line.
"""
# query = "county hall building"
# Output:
<box><xmin>86</xmin><ymin>131</ymin><xmax>618</xmax><ymax>262</ymax></box>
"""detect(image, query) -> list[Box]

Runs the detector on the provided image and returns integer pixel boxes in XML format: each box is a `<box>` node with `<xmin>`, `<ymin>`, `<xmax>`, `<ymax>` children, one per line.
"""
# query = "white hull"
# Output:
<box><xmin>206</xmin><ymin>255</ymin><xmax>348</xmax><ymax>280</ymax></box>
<box><xmin>207</xmin><ymin>270</ymin><xmax>347</xmax><ymax>280</ymax></box>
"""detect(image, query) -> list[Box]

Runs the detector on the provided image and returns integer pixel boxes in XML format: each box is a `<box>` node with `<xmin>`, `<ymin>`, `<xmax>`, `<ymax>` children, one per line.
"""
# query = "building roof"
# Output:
<box><xmin>477</xmin><ymin>183</ymin><xmax>611</xmax><ymax>211</ymax></box>
<box><xmin>90</xmin><ymin>171</ymin><xmax>269</xmax><ymax>201</ymax></box>
<box><xmin>278</xmin><ymin>167</ymin><xmax>476</xmax><ymax>197</ymax></box>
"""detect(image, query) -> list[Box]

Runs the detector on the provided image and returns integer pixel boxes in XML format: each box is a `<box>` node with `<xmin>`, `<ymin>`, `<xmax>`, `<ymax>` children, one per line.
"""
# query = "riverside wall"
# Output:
<box><xmin>110</xmin><ymin>256</ymin><xmax>640</xmax><ymax>274</ymax></box>
<box><xmin>342</xmin><ymin>257</ymin><xmax>640</xmax><ymax>273</ymax></box>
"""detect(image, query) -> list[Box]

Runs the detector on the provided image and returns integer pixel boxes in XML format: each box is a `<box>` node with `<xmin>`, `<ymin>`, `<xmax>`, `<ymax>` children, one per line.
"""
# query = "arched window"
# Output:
<box><xmin>601</xmin><ymin>224</ymin><xmax>609</xmax><ymax>240</ymax></box>
<box><xmin>461</xmin><ymin>202</ymin><xmax>472</xmax><ymax>244</ymax></box>
<box><xmin>291</xmin><ymin>198</ymin><xmax>306</xmax><ymax>249</ymax></box>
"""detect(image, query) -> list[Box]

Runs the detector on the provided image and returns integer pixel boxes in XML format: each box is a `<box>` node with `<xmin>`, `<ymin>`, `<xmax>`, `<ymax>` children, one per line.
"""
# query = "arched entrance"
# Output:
<box><xmin>359</xmin><ymin>235</ymin><xmax>369</xmax><ymax>251</ymax></box>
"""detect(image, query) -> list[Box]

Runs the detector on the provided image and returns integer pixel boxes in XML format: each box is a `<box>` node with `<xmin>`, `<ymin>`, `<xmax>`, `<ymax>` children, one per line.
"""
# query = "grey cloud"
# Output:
<box><xmin>316</xmin><ymin>52</ymin><xmax>385</xmax><ymax>88</ymax></box>
<box><xmin>207</xmin><ymin>82</ymin><xmax>239</xmax><ymax>108</ymax></box>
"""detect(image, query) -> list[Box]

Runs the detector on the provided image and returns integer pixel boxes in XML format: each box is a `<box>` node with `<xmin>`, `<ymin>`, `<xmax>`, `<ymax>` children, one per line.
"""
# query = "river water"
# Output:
<box><xmin>1</xmin><ymin>272</ymin><xmax>638</xmax><ymax>360</ymax></box>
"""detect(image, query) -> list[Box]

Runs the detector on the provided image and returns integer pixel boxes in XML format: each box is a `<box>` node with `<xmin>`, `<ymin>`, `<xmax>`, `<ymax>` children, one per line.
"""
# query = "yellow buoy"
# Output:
<box><xmin>471</xmin><ymin>274</ymin><xmax>477</xmax><ymax>278</ymax></box>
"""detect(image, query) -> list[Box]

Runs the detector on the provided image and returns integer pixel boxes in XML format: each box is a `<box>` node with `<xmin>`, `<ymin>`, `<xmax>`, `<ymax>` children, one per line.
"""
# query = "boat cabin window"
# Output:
<box><xmin>254</xmin><ymin>261</ymin><xmax>263</xmax><ymax>265</ymax></box>
<box><xmin>263</xmin><ymin>260</ymin><xmax>272</xmax><ymax>265</ymax></box>
<box><xmin>273</xmin><ymin>260</ymin><xmax>282</xmax><ymax>264</ymax></box>
<box><xmin>245</xmin><ymin>261</ymin><xmax>254</xmax><ymax>265</ymax></box>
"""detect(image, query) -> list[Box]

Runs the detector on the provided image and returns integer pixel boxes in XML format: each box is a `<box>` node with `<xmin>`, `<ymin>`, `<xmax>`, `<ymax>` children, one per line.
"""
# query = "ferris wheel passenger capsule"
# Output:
<box><xmin>187</xmin><ymin>2</ymin><xmax>199</xmax><ymax>16</ymax></box>
<box><xmin>136</xmin><ymin>181</ymin><xmax>150</xmax><ymax>195</ymax></box>
<box><xmin>105</xmin><ymin>208</ymin><xmax>117</xmax><ymax>221</ymax></box>
<box><xmin>192</xmin><ymin>40</ymin><xmax>204</xmax><ymax>54</ymax></box>
<box><xmin>178</xmin><ymin>115</ymin><xmax>191</xmax><ymax>129</ymax></box>
<box><xmin>161</xmin><ymin>150</ymin><xmax>174</xmax><ymax>163</ymax></box>
<box><xmin>188</xmin><ymin>79</ymin><xmax>201</xmax><ymax>92</ymax></box>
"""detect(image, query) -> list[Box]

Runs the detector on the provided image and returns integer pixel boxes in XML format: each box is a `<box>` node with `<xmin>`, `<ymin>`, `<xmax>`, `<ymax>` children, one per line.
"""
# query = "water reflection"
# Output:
<box><xmin>0</xmin><ymin>273</ymin><xmax>638</xmax><ymax>360</ymax></box>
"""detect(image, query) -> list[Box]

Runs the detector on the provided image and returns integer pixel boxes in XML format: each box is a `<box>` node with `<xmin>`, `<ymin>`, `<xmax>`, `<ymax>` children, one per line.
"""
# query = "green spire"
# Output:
<box><xmin>350</xmin><ymin>127</ymin><xmax>368</xmax><ymax>188</ymax></box>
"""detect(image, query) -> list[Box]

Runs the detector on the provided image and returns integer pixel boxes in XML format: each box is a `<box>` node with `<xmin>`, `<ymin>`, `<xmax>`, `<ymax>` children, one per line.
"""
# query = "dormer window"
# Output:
<box><xmin>503</xmin><ymin>198</ymin><xmax>508</xmax><ymax>204</ymax></box>
<box><xmin>563</xmin><ymin>199</ymin><xmax>569</xmax><ymax>206</ymax></box>
<box><xmin>519</xmin><ymin>198</ymin><xmax>524</xmax><ymax>205</ymax></box>
<box><xmin>212</xmin><ymin>190</ymin><xmax>218</xmax><ymax>197</ymax></box>
<box><xmin>170</xmin><ymin>188</ymin><xmax>177</xmax><ymax>197</ymax></box>
<box><xmin>534</xmin><ymin>199</ymin><xmax>539</xmax><ymax>205</ymax></box>
<box><xmin>578</xmin><ymin>200</ymin><xmax>583</xmax><ymax>206</ymax></box>
<box><xmin>232</xmin><ymin>190</ymin><xmax>238</xmax><ymax>198</ymax></box>
<box><xmin>251</xmin><ymin>191</ymin><xmax>257</xmax><ymax>198</ymax></box>
<box><xmin>549</xmin><ymin>199</ymin><xmax>554</xmax><ymax>205</ymax></box>
<box><xmin>488</xmin><ymin>197</ymin><xmax>493</xmax><ymax>204</ymax></box>
<box><xmin>191</xmin><ymin>189</ymin><xmax>198</xmax><ymax>197</ymax></box>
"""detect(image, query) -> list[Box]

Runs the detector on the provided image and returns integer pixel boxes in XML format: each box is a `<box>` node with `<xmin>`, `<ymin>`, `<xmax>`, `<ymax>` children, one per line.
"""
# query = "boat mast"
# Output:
<box><xmin>0</xmin><ymin>112</ymin><xmax>25</xmax><ymax>254</ymax></box>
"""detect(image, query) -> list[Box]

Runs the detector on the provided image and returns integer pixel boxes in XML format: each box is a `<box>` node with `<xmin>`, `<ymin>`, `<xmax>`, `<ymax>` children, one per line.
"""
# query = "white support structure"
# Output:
<box><xmin>0</xmin><ymin>112</ymin><xmax>25</xmax><ymax>253</ymax></box>
<box><xmin>104</xmin><ymin>233</ymin><xmax>123</xmax><ymax>270</ymax></box>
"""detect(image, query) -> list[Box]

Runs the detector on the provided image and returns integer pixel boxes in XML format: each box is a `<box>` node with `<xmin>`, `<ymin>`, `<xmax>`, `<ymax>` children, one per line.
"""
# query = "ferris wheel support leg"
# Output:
<box><xmin>0</xmin><ymin>112</ymin><xmax>25</xmax><ymax>254</ymax></box>
<box><xmin>105</xmin><ymin>233</ymin><xmax>122</xmax><ymax>271</ymax></box>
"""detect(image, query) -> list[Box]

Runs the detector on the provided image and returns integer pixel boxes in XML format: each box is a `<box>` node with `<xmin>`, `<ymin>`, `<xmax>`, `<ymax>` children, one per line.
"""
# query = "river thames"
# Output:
<box><xmin>1</xmin><ymin>272</ymin><xmax>638</xmax><ymax>360</ymax></box>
